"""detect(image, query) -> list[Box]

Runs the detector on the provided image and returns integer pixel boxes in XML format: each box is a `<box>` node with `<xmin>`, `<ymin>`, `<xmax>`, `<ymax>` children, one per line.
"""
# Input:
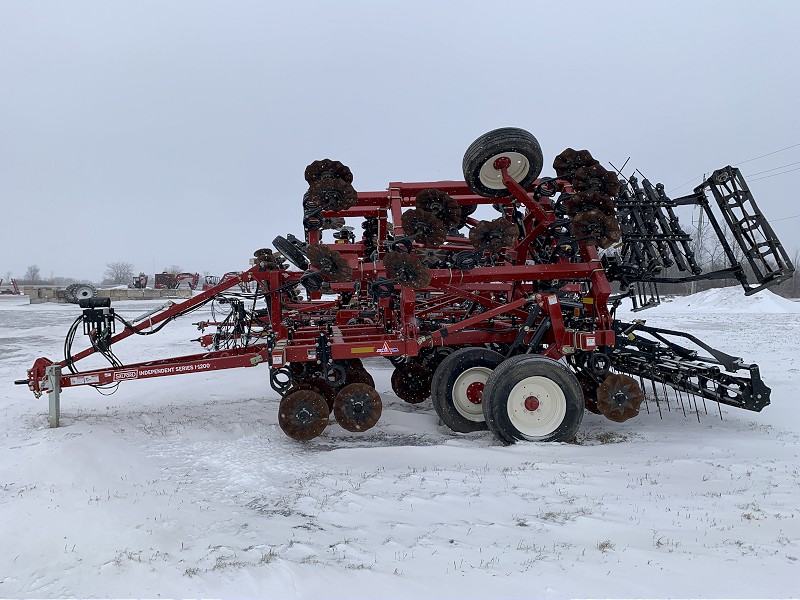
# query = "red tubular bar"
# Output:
<box><xmin>25</xmin><ymin>166</ymin><xmax>620</xmax><ymax>399</ymax></box>
<box><xmin>62</xmin><ymin>266</ymin><xmax>264</xmax><ymax>367</ymax></box>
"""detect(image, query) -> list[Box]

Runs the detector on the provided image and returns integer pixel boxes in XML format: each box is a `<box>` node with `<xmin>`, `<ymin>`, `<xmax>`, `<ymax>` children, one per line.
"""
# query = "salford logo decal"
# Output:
<box><xmin>375</xmin><ymin>342</ymin><xmax>399</xmax><ymax>355</ymax></box>
<box><xmin>114</xmin><ymin>370</ymin><xmax>138</xmax><ymax>381</ymax></box>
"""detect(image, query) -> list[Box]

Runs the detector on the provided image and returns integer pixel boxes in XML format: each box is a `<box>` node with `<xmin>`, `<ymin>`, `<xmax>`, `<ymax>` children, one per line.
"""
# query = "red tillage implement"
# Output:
<box><xmin>17</xmin><ymin>128</ymin><xmax>794</xmax><ymax>442</ymax></box>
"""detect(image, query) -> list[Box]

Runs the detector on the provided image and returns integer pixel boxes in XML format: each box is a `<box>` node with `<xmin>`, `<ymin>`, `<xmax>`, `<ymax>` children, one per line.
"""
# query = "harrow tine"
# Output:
<box><xmin>650</xmin><ymin>378</ymin><xmax>665</xmax><ymax>412</ymax></box>
<box><xmin>676</xmin><ymin>387</ymin><xmax>687</xmax><ymax>417</ymax></box>
<box><xmin>640</xmin><ymin>374</ymin><xmax>651</xmax><ymax>415</ymax></box>
<box><xmin>661</xmin><ymin>381</ymin><xmax>672</xmax><ymax>413</ymax></box>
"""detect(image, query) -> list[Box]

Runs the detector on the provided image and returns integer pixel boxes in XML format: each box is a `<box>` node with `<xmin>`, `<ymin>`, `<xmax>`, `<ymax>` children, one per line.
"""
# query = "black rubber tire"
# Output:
<box><xmin>64</xmin><ymin>283</ymin><xmax>80</xmax><ymax>304</ymax></box>
<box><xmin>482</xmin><ymin>355</ymin><xmax>584</xmax><ymax>444</ymax></box>
<box><xmin>71</xmin><ymin>283</ymin><xmax>96</xmax><ymax>303</ymax></box>
<box><xmin>431</xmin><ymin>347</ymin><xmax>505</xmax><ymax>433</ymax></box>
<box><xmin>272</xmin><ymin>235</ymin><xmax>309</xmax><ymax>270</ymax></box>
<box><xmin>462</xmin><ymin>128</ymin><xmax>543</xmax><ymax>198</ymax></box>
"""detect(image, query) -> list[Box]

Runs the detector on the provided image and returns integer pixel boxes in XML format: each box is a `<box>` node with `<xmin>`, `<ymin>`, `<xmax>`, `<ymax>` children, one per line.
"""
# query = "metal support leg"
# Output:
<box><xmin>46</xmin><ymin>365</ymin><xmax>61</xmax><ymax>428</ymax></box>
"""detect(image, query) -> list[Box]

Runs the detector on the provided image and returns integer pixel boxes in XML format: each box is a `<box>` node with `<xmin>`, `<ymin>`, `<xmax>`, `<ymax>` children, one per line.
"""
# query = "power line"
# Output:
<box><xmin>749</xmin><ymin>166</ymin><xmax>800</xmax><ymax>182</ymax></box>
<box><xmin>771</xmin><ymin>213</ymin><xmax>800</xmax><ymax>222</ymax></box>
<box><xmin>734</xmin><ymin>143</ymin><xmax>800</xmax><ymax>166</ymax></box>
<box><xmin>746</xmin><ymin>161</ymin><xmax>800</xmax><ymax>177</ymax></box>
<box><xmin>668</xmin><ymin>141</ymin><xmax>800</xmax><ymax>193</ymax></box>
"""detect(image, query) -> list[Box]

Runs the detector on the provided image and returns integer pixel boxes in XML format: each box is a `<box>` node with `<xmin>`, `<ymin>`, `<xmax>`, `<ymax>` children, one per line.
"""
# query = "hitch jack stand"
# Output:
<box><xmin>46</xmin><ymin>365</ymin><xmax>61</xmax><ymax>428</ymax></box>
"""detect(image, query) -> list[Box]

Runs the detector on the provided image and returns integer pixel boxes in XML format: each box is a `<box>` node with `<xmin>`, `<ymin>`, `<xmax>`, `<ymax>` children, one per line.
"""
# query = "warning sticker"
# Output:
<box><xmin>70</xmin><ymin>375</ymin><xmax>100</xmax><ymax>385</ymax></box>
<box><xmin>375</xmin><ymin>342</ymin><xmax>399</xmax><ymax>355</ymax></box>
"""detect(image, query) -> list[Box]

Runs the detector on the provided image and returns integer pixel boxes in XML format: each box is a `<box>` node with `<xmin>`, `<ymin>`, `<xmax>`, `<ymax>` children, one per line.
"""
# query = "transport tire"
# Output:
<box><xmin>431</xmin><ymin>347</ymin><xmax>505</xmax><ymax>433</ymax></box>
<box><xmin>462</xmin><ymin>128</ymin><xmax>543</xmax><ymax>198</ymax></box>
<box><xmin>272</xmin><ymin>235</ymin><xmax>309</xmax><ymax>270</ymax></box>
<box><xmin>482</xmin><ymin>355</ymin><xmax>584</xmax><ymax>443</ymax></box>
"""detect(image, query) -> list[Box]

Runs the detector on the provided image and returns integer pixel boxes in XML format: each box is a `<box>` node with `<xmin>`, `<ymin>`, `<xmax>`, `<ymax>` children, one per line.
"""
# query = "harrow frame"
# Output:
<box><xmin>17</xmin><ymin>127</ymin><xmax>794</xmax><ymax>444</ymax></box>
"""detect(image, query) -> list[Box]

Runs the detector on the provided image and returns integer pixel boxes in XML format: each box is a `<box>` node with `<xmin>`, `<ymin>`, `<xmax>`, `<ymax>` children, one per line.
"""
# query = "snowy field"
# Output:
<box><xmin>0</xmin><ymin>288</ymin><xmax>798</xmax><ymax>598</ymax></box>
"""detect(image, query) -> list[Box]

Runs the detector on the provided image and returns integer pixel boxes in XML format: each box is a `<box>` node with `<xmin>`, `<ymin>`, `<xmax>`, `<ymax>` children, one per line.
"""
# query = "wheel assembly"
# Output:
<box><xmin>65</xmin><ymin>283</ymin><xmax>96</xmax><ymax>304</ymax></box>
<box><xmin>278</xmin><ymin>389</ymin><xmax>330</xmax><ymax>441</ymax></box>
<box><xmin>415</xmin><ymin>189</ymin><xmax>462</xmax><ymax>227</ymax></box>
<box><xmin>431</xmin><ymin>347</ymin><xmax>504</xmax><ymax>433</ymax></box>
<box><xmin>307</xmin><ymin>178</ymin><xmax>357</xmax><ymax>211</ymax></box>
<box><xmin>391</xmin><ymin>362</ymin><xmax>433</xmax><ymax>404</ymax></box>
<box><xmin>552</xmin><ymin>148</ymin><xmax>599</xmax><ymax>178</ymax></box>
<box><xmin>333</xmin><ymin>383</ymin><xmax>382</xmax><ymax>432</ymax></box>
<box><xmin>482</xmin><ymin>355</ymin><xmax>584</xmax><ymax>443</ymax></box>
<box><xmin>572</xmin><ymin>164</ymin><xmax>621</xmax><ymax>197</ymax></box>
<box><xmin>383</xmin><ymin>252</ymin><xmax>431</xmax><ymax>289</ymax></box>
<box><xmin>304</xmin><ymin>158</ymin><xmax>354</xmax><ymax>185</ymax></box>
<box><xmin>272</xmin><ymin>235</ymin><xmax>310</xmax><ymax>270</ymax></box>
<box><xmin>596</xmin><ymin>373</ymin><xmax>645</xmax><ymax>422</ymax></box>
<box><xmin>462</xmin><ymin>127</ymin><xmax>544</xmax><ymax>198</ymax></box>
<box><xmin>571</xmin><ymin>209</ymin><xmax>622</xmax><ymax>249</ymax></box>
<box><xmin>469</xmin><ymin>217</ymin><xmax>518</xmax><ymax>253</ymax></box>
<box><xmin>307</xmin><ymin>244</ymin><xmax>352</xmax><ymax>283</ymax></box>
<box><xmin>401</xmin><ymin>208</ymin><xmax>447</xmax><ymax>246</ymax></box>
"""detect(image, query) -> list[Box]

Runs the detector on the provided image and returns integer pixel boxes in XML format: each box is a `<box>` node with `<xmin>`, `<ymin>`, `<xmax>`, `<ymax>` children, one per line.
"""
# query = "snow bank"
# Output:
<box><xmin>631</xmin><ymin>286</ymin><xmax>800</xmax><ymax>314</ymax></box>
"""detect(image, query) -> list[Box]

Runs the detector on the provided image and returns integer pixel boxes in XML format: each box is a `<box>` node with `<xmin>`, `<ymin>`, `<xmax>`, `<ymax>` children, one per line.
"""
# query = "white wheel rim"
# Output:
<box><xmin>478</xmin><ymin>151</ymin><xmax>530</xmax><ymax>190</ymax></box>
<box><xmin>506</xmin><ymin>375</ymin><xmax>567</xmax><ymax>437</ymax></box>
<box><xmin>75</xmin><ymin>286</ymin><xmax>94</xmax><ymax>300</ymax></box>
<box><xmin>452</xmin><ymin>366</ymin><xmax>492</xmax><ymax>422</ymax></box>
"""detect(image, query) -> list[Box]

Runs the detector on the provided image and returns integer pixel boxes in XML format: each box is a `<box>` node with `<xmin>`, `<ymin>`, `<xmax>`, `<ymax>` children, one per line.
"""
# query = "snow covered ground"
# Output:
<box><xmin>1</xmin><ymin>288</ymin><xmax>798</xmax><ymax>598</ymax></box>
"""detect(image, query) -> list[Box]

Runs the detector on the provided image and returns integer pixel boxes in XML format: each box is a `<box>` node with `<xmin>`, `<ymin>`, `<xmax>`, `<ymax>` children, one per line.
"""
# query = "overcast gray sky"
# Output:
<box><xmin>2</xmin><ymin>0</ymin><xmax>799</xmax><ymax>282</ymax></box>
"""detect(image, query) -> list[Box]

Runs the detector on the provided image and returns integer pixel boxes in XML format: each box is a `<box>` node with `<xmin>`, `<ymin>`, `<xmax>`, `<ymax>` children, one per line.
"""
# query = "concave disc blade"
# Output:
<box><xmin>596</xmin><ymin>373</ymin><xmax>644</xmax><ymax>422</ymax></box>
<box><xmin>278</xmin><ymin>390</ymin><xmax>330</xmax><ymax>441</ymax></box>
<box><xmin>333</xmin><ymin>383</ymin><xmax>383</xmax><ymax>432</ymax></box>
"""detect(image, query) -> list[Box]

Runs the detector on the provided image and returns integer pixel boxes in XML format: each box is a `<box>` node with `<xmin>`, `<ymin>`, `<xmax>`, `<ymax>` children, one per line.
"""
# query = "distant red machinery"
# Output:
<box><xmin>129</xmin><ymin>273</ymin><xmax>148</xmax><ymax>289</ymax></box>
<box><xmin>153</xmin><ymin>272</ymin><xmax>199</xmax><ymax>290</ymax></box>
<box><xmin>18</xmin><ymin>128</ymin><xmax>794</xmax><ymax>441</ymax></box>
<box><xmin>0</xmin><ymin>278</ymin><xmax>20</xmax><ymax>295</ymax></box>
<box><xmin>202</xmin><ymin>272</ymin><xmax>251</xmax><ymax>292</ymax></box>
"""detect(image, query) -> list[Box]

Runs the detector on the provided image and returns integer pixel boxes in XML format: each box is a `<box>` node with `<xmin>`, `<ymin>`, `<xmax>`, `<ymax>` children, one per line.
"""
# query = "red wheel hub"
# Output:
<box><xmin>466</xmin><ymin>381</ymin><xmax>485</xmax><ymax>404</ymax></box>
<box><xmin>524</xmin><ymin>396</ymin><xmax>540</xmax><ymax>412</ymax></box>
<box><xmin>493</xmin><ymin>156</ymin><xmax>512</xmax><ymax>171</ymax></box>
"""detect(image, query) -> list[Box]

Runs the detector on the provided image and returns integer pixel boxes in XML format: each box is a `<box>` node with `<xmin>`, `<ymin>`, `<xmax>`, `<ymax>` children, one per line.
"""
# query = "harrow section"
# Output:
<box><xmin>17</xmin><ymin>128</ymin><xmax>794</xmax><ymax>443</ymax></box>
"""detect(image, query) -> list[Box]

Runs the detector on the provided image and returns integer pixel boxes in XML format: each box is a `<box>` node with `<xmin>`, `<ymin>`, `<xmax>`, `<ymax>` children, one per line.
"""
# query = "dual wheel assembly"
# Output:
<box><xmin>431</xmin><ymin>348</ymin><xmax>585</xmax><ymax>443</ymax></box>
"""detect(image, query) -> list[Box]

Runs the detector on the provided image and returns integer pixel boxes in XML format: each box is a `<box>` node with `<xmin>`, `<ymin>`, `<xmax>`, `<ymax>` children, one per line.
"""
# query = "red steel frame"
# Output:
<box><xmin>25</xmin><ymin>168</ymin><xmax>615</xmax><ymax>396</ymax></box>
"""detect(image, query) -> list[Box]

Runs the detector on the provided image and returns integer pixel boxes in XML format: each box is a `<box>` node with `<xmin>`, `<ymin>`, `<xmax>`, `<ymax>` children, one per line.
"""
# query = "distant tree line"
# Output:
<box><xmin>8</xmin><ymin>261</ymin><xmax>190</xmax><ymax>287</ymax></box>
